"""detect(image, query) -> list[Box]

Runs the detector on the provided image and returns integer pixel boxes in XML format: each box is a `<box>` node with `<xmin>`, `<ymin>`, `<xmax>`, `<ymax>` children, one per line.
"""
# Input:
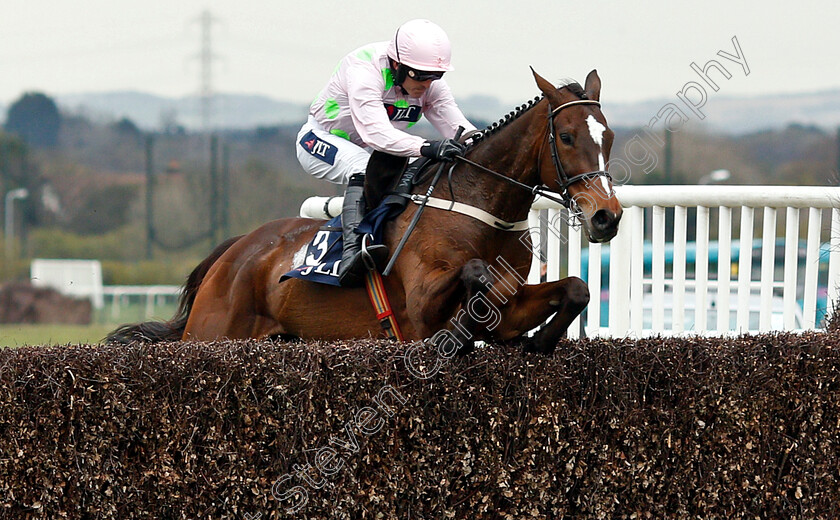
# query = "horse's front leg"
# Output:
<box><xmin>446</xmin><ymin>258</ymin><xmax>498</xmax><ymax>355</ymax></box>
<box><xmin>404</xmin><ymin>258</ymin><xmax>496</xmax><ymax>355</ymax></box>
<box><xmin>494</xmin><ymin>276</ymin><xmax>590</xmax><ymax>355</ymax></box>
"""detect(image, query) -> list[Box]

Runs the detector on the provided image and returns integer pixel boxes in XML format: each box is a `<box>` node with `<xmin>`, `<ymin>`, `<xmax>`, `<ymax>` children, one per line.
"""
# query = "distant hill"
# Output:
<box><xmin>605</xmin><ymin>89</ymin><xmax>840</xmax><ymax>135</ymax></box>
<box><xmin>47</xmin><ymin>89</ymin><xmax>840</xmax><ymax>135</ymax></box>
<box><xmin>56</xmin><ymin>91</ymin><xmax>309</xmax><ymax>131</ymax></box>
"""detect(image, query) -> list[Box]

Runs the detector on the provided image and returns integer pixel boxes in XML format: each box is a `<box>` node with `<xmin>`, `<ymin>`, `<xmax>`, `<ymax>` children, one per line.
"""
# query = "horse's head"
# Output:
<box><xmin>532</xmin><ymin>68</ymin><xmax>623</xmax><ymax>243</ymax></box>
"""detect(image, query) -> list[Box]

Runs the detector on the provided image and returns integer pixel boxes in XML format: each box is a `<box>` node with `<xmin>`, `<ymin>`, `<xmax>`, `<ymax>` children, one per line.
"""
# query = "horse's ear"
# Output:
<box><xmin>584</xmin><ymin>69</ymin><xmax>601</xmax><ymax>101</ymax></box>
<box><xmin>530</xmin><ymin>66</ymin><xmax>556</xmax><ymax>97</ymax></box>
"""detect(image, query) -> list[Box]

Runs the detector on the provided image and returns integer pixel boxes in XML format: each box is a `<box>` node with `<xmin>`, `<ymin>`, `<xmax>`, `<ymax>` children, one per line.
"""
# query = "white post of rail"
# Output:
<box><xmin>828</xmin><ymin>208</ymin><xmax>840</xmax><ymax>324</ymax></box>
<box><xmin>546</xmin><ymin>209</ymin><xmax>562</xmax><ymax>282</ymax></box>
<box><xmin>803</xmin><ymin>208</ymin><xmax>822</xmax><ymax>328</ymax></box>
<box><xmin>527</xmin><ymin>210</ymin><xmax>542</xmax><ymax>285</ymax></box>
<box><xmin>673</xmin><ymin>206</ymin><xmax>688</xmax><ymax>333</ymax></box>
<box><xmin>651</xmin><ymin>205</ymin><xmax>666</xmax><ymax>332</ymax></box>
<box><xmin>609</xmin><ymin>210</ymin><xmax>633</xmax><ymax>336</ymax></box>
<box><xmin>759</xmin><ymin>207</ymin><xmax>777</xmax><ymax>332</ymax></box>
<box><xmin>695</xmin><ymin>206</ymin><xmax>710</xmax><ymax>333</ymax></box>
<box><xmin>587</xmin><ymin>241</ymin><xmax>602</xmax><ymax>337</ymax></box>
<box><xmin>737</xmin><ymin>207</ymin><xmax>755</xmax><ymax>332</ymax></box>
<box><xmin>783</xmin><ymin>208</ymin><xmax>800</xmax><ymax>330</ymax></box>
<box><xmin>567</xmin><ymin>216</ymin><xmax>582</xmax><ymax>339</ymax></box>
<box><xmin>717</xmin><ymin>207</ymin><xmax>733</xmax><ymax>332</ymax></box>
<box><xmin>629</xmin><ymin>206</ymin><xmax>645</xmax><ymax>335</ymax></box>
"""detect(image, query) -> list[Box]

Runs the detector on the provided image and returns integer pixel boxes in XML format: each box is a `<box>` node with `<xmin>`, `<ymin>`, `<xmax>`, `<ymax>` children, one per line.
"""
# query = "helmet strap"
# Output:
<box><xmin>395</xmin><ymin>64</ymin><xmax>408</xmax><ymax>86</ymax></box>
<box><xmin>390</xmin><ymin>60</ymin><xmax>409</xmax><ymax>94</ymax></box>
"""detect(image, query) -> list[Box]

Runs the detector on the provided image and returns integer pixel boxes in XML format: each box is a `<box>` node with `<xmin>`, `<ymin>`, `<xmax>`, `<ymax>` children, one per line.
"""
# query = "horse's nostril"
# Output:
<box><xmin>591</xmin><ymin>209</ymin><xmax>617</xmax><ymax>231</ymax></box>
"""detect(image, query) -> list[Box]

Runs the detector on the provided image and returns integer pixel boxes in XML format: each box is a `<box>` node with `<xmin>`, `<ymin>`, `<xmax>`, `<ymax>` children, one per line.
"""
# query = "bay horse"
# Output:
<box><xmin>108</xmin><ymin>69</ymin><xmax>622</xmax><ymax>354</ymax></box>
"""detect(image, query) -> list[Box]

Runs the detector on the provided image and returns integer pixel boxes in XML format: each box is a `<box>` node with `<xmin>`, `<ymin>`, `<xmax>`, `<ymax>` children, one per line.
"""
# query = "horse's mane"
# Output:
<box><xmin>470</xmin><ymin>80</ymin><xmax>587</xmax><ymax>145</ymax></box>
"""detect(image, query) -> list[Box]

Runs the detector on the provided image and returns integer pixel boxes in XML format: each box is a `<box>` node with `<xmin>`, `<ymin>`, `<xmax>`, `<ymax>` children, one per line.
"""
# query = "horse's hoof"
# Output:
<box><xmin>521</xmin><ymin>337</ymin><xmax>538</xmax><ymax>354</ymax></box>
<box><xmin>456</xmin><ymin>341</ymin><xmax>476</xmax><ymax>356</ymax></box>
<box><xmin>522</xmin><ymin>335</ymin><xmax>557</xmax><ymax>355</ymax></box>
<box><xmin>536</xmin><ymin>341</ymin><xmax>558</xmax><ymax>355</ymax></box>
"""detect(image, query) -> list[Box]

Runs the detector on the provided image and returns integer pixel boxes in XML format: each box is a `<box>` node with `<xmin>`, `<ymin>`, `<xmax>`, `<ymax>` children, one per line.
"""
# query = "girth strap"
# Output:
<box><xmin>364</xmin><ymin>269</ymin><xmax>404</xmax><ymax>341</ymax></box>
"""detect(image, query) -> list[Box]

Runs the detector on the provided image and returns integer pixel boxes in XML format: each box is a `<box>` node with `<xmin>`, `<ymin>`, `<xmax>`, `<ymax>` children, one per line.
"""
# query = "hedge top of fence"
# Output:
<box><xmin>2</xmin><ymin>333</ymin><xmax>839</xmax><ymax>519</ymax></box>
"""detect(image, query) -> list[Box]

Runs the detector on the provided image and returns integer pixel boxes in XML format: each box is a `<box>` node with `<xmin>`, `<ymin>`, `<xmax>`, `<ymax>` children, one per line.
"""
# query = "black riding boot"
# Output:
<box><xmin>338</xmin><ymin>174</ymin><xmax>389</xmax><ymax>287</ymax></box>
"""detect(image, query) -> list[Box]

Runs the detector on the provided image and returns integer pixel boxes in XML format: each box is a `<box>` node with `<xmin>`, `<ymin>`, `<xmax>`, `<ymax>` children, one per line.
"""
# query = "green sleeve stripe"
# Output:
<box><xmin>324</xmin><ymin>99</ymin><xmax>340</xmax><ymax>119</ymax></box>
<box><xmin>330</xmin><ymin>129</ymin><xmax>350</xmax><ymax>140</ymax></box>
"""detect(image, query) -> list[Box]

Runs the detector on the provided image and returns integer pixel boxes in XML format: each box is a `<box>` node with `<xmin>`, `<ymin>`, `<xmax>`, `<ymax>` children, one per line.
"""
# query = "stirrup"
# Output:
<box><xmin>358</xmin><ymin>234</ymin><xmax>389</xmax><ymax>274</ymax></box>
<box><xmin>338</xmin><ymin>234</ymin><xmax>389</xmax><ymax>288</ymax></box>
<box><xmin>360</xmin><ymin>234</ymin><xmax>378</xmax><ymax>271</ymax></box>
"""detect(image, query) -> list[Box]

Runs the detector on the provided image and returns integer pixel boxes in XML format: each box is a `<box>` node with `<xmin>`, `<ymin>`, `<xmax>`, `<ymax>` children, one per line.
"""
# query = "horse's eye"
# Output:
<box><xmin>559</xmin><ymin>133</ymin><xmax>573</xmax><ymax>146</ymax></box>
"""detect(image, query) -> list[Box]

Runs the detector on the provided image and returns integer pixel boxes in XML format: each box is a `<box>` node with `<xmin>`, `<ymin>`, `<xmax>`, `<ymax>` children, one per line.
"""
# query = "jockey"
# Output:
<box><xmin>296</xmin><ymin>19</ymin><xmax>477</xmax><ymax>287</ymax></box>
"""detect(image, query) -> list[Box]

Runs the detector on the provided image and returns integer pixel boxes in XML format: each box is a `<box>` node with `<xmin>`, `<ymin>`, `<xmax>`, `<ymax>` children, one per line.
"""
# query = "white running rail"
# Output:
<box><xmin>530</xmin><ymin>185</ymin><xmax>840</xmax><ymax>338</ymax></box>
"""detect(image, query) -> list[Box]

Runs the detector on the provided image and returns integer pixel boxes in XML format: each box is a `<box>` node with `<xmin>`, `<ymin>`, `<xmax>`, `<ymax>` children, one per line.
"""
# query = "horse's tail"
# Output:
<box><xmin>104</xmin><ymin>235</ymin><xmax>243</xmax><ymax>345</ymax></box>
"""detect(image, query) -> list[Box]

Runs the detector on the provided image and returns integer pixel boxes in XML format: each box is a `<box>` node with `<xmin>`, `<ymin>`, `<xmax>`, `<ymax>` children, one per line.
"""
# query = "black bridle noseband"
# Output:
<box><xmin>457</xmin><ymin>98</ymin><xmax>612</xmax><ymax>210</ymax></box>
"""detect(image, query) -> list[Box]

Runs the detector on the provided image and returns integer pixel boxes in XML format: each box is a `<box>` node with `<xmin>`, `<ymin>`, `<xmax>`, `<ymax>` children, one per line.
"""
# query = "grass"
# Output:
<box><xmin>0</xmin><ymin>324</ymin><xmax>115</xmax><ymax>347</ymax></box>
<box><xmin>0</xmin><ymin>301</ymin><xmax>179</xmax><ymax>348</ymax></box>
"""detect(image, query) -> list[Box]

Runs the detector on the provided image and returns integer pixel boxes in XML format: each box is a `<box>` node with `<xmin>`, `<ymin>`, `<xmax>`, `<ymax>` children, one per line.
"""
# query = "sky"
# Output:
<box><xmin>2</xmin><ymin>0</ymin><xmax>840</xmax><ymax>108</ymax></box>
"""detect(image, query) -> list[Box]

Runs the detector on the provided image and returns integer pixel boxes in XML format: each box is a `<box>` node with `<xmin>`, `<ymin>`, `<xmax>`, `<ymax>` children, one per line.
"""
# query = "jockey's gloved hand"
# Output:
<box><xmin>420</xmin><ymin>138</ymin><xmax>466</xmax><ymax>161</ymax></box>
<box><xmin>459</xmin><ymin>129</ymin><xmax>482</xmax><ymax>145</ymax></box>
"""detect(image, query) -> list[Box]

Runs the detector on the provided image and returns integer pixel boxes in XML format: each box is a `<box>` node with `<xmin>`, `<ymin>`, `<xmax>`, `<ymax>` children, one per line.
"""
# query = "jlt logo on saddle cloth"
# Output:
<box><xmin>300</xmin><ymin>130</ymin><xmax>337</xmax><ymax>165</ymax></box>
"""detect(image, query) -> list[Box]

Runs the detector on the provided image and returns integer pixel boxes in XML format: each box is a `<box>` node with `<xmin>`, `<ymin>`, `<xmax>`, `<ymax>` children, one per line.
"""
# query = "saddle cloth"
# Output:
<box><xmin>280</xmin><ymin>202</ymin><xmax>400</xmax><ymax>286</ymax></box>
<box><xmin>281</xmin><ymin>156</ymin><xmax>433</xmax><ymax>286</ymax></box>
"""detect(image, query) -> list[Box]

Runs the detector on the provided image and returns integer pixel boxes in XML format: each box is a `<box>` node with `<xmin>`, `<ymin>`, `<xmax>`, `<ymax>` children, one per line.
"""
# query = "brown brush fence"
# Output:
<box><xmin>1</xmin><ymin>333</ymin><xmax>839</xmax><ymax>519</ymax></box>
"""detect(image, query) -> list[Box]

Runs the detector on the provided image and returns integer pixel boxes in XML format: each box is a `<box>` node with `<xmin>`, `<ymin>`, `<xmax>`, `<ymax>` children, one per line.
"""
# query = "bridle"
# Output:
<box><xmin>457</xmin><ymin>98</ymin><xmax>612</xmax><ymax>210</ymax></box>
<box><xmin>546</xmin><ymin>99</ymin><xmax>612</xmax><ymax>203</ymax></box>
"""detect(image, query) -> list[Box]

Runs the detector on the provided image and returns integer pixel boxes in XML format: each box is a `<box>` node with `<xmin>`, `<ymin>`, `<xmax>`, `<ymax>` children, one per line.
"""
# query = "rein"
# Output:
<box><xmin>382</xmin><ymin>97</ymin><xmax>614</xmax><ymax>274</ymax></box>
<box><xmin>456</xmin><ymin>155</ymin><xmax>569</xmax><ymax>208</ymax></box>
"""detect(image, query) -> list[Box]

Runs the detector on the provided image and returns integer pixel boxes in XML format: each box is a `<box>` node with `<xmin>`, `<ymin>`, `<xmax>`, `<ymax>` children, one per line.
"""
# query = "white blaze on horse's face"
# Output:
<box><xmin>585</xmin><ymin>114</ymin><xmax>610</xmax><ymax>193</ymax></box>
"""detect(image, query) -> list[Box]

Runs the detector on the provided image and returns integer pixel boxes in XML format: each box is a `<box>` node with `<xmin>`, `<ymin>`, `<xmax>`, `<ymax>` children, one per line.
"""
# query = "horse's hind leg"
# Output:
<box><xmin>183</xmin><ymin>260</ymin><xmax>279</xmax><ymax>341</ymax></box>
<box><xmin>495</xmin><ymin>277</ymin><xmax>590</xmax><ymax>355</ymax></box>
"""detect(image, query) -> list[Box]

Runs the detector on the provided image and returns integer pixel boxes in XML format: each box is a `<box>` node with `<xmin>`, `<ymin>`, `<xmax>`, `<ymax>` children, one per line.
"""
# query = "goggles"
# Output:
<box><xmin>405</xmin><ymin>67</ymin><xmax>445</xmax><ymax>82</ymax></box>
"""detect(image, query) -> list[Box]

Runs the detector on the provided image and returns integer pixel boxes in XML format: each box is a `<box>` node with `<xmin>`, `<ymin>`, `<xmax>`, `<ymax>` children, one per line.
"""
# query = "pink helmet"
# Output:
<box><xmin>386</xmin><ymin>19</ymin><xmax>453</xmax><ymax>72</ymax></box>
